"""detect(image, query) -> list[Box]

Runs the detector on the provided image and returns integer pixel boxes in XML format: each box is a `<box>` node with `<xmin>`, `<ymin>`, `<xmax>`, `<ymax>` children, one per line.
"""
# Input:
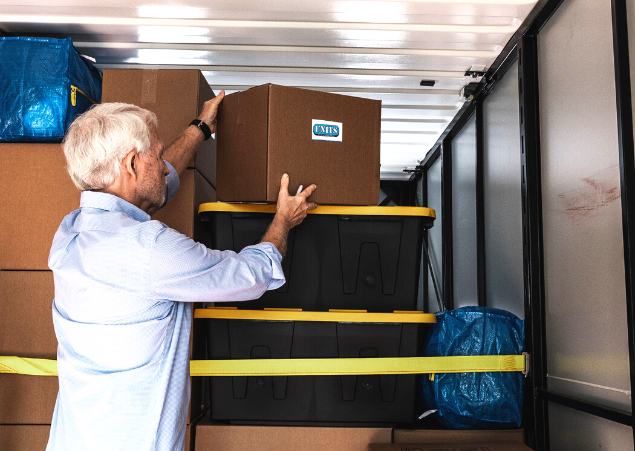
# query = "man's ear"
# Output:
<box><xmin>123</xmin><ymin>149</ymin><xmax>139</xmax><ymax>180</ymax></box>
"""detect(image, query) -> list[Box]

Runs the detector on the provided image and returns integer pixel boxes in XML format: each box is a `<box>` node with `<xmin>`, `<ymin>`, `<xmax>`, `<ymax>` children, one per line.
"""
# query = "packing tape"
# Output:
<box><xmin>195</xmin><ymin>308</ymin><xmax>437</xmax><ymax>323</ymax></box>
<box><xmin>141</xmin><ymin>70</ymin><xmax>159</xmax><ymax>106</ymax></box>
<box><xmin>0</xmin><ymin>355</ymin><xmax>525</xmax><ymax>377</ymax></box>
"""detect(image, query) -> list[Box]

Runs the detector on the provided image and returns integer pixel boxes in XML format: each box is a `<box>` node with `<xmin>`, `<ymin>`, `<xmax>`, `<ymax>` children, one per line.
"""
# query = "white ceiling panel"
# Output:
<box><xmin>381</xmin><ymin>120</ymin><xmax>449</xmax><ymax>132</ymax></box>
<box><xmin>338</xmin><ymin>91</ymin><xmax>461</xmax><ymax>105</ymax></box>
<box><xmin>96</xmin><ymin>67</ymin><xmax>474</xmax><ymax>90</ymax></box>
<box><xmin>2</xmin><ymin>23</ymin><xmax>515</xmax><ymax>50</ymax></box>
<box><xmin>0</xmin><ymin>0</ymin><xmax>539</xmax><ymax>180</ymax></box>
<box><xmin>0</xmin><ymin>1</ymin><xmax>537</xmax><ymax>22</ymax></box>
<box><xmin>380</xmin><ymin>107</ymin><xmax>460</xmax><ymax>119</ymax></box>
<box><xmin>69</xmin><ymin>45</ymin><xmax>497</xmax><ymax>72</ymax></box>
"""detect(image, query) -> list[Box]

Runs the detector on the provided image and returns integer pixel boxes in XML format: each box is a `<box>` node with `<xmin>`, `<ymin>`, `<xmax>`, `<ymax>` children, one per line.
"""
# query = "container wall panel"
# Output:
<box><xmin>538</xmin><ymin>0</ymin><xmax>631</xmax><ymax>412</ymax></box>
<box><xmin>482</xmin><ymin>61</ymin><xmax>524</xmax><ymax>319</ymax></box>
<box><xmin>426</xmin><ymin>158</ymin><xmax>443</xmax><ymax>313</ymax></box>
<box><xmin>628</xmin><ymin>0</ymin><xmax>635</xmax><ymax>145</ymax></box>
<box><xmin>548</xmin><ymin>403</ymin><xmax>633</xmax><ymax>451</ymax></box>
<box><xmin>451</xmin><ymin>114</ymin><xmax>478</xmax><ymax>308</ymax></box>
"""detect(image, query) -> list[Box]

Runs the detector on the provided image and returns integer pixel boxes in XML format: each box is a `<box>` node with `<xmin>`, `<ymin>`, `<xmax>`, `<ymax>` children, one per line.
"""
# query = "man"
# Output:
<box><xmin>46</xmin><ymin>91</ymin><xmax>317</xmax><ymax>451</ymax></box>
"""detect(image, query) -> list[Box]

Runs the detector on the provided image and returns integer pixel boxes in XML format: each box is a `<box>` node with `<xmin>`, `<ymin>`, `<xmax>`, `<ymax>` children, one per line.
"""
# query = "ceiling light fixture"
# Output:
<box><xmin>369</xmin><ymin>0</ymin><xmax>537</xmax><ymax>4</ymax></box>
<box><xmin>0</xmin><ymin>15</ymin><xmax>519</xmax><ymax>34</ymax></box>
<box><xmin>74</xmin><ymin>41</ymin><xmax>498</xmax><ymax>58</ymax></box>
<box><xmin>98</xmin><ymin>63</ymin><xmax>470</xmax><ymax>79</ymax></box>
<box><xmin>202</xmin><ymin>85</ymin><xmax>458</xmax><ymax>95</ymax></box>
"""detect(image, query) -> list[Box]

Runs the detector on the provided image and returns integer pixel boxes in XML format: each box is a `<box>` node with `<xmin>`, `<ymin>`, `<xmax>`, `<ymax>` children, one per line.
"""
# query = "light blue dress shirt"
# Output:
<box><xmin>46</xmin><ymin>162</ymin><xmax>285</xmax><ymax>451</ymax></box>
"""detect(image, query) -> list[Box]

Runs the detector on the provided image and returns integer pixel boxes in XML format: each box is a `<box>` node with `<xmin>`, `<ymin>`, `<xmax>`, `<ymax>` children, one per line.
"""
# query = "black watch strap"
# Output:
<box><xmin>190</xmin><ymin>119</ymin><xmax>212</xmax><ymax>141</ymax></box>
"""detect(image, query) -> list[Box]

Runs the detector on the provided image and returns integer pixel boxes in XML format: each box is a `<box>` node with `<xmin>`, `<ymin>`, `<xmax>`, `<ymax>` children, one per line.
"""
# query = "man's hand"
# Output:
<box><xmin>198</xmin><ymin>90</ymin><xmax>225</xmax><ymax>134</ymax></box>
<box><xmin>260</xmin><ymin>174</ymin><xmax>317</xmax><ymax>257</ymax></box>
<box><xmin>163</xmin><ymin>90</ymin><xmax>225</xmax><ymax>175</ymax></box>
<box><xmin>275</xmin><ymin>173</ymin><xmax>318</xmax><ymax>229</ymax></box>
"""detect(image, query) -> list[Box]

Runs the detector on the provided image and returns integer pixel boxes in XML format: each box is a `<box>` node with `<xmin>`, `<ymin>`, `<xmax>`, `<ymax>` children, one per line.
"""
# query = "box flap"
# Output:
<box><xmin>216</xmin><ymin>84</ymin><xmax>270</xmax><ymax>201</ymax></box>
<box><xmin>102</xmin><ymin>69</ymin><xmax>200</xmax><ymax>145</ymax></box>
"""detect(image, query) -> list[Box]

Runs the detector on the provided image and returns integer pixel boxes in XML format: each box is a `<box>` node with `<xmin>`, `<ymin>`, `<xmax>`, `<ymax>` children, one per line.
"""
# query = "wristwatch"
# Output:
<box><xmin>190</xmin><ymin>119</ymin><xmax>212</xmax><ymax>141</ymax></box>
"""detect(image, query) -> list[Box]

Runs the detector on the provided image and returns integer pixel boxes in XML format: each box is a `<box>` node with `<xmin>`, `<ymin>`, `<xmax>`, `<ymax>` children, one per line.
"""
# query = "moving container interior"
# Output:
<box><xmin>2</xmin><ymin>0</ymin><xmax>635</xmax><ymax>449</ymax></box>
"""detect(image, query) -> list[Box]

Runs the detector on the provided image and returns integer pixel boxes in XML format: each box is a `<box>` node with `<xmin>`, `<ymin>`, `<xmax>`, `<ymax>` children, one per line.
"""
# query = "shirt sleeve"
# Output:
<box><xmin>147</xmin><ymin>226</ymin><xmax>286</xmax><ymax>303</ymax></box>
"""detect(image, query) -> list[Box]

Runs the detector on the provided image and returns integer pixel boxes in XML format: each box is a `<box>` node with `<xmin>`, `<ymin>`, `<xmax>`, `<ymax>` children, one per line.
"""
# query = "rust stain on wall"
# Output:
<box><xmin>556</xmin><ymin>165</ymin><xmax>621</xmax><ymax>218</ymax></box>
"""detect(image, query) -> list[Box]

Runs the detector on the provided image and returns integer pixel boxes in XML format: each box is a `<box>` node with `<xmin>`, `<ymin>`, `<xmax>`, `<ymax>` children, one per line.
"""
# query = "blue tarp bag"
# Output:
<box><xmin>420</xmin><ymin>306</ymin><xmax>525</xmax><ymax>429</ymax></box>
<box><xmin>0</xmin><ymin>37</ymin><xmax>102</xmax><ymax>142</ymax></box>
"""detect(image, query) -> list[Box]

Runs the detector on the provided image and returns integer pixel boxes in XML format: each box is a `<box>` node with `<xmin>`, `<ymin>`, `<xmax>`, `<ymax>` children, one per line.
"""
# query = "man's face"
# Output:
<box><xmin>137</xmin><ymin>128</ymin><xmax>169</xmax><ymax>213</ymax></box>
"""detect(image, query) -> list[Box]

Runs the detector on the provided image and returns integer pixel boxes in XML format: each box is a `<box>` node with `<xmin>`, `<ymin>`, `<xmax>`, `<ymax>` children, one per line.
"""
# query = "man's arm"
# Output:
<box><xmin>163</xmin><ymin>90</ymin><xmax>225</xmax><ymax>175</ymax></box>
<box><xmin>147</xmin><ymin>173</ymin><xmax>316</xmax><ymax>303</ymax></box>
<box><xmin>261</xmin><ymin>174</ymin><xmax>317</xmax><ymax>257</ymax></box>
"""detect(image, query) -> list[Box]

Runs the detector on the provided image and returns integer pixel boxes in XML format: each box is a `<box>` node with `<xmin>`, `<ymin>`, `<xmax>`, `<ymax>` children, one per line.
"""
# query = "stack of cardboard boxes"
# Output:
<box><xmin>0</xmin><ymin>68</ymin><xmax>217</xmax><ymax>450</ymax></box>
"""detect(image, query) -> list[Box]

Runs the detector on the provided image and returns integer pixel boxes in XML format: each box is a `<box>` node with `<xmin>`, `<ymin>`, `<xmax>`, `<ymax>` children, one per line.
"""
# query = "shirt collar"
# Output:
<box><xmin>79</xmin><ymin>191</ymin><xmax>151</xmax><ymax>222</ymax></box>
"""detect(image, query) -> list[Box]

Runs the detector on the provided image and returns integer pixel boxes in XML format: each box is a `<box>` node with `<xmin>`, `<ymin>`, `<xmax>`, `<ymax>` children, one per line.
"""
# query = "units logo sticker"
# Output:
<box><xmin>312</xmin><ymin>119</ymin><xmax>343</xmax><ymax>142</ymax></box>
<box><xmin>313</xmin><ymin>124</ymin><xmax>339</xmax><ymax>137</ymax></box>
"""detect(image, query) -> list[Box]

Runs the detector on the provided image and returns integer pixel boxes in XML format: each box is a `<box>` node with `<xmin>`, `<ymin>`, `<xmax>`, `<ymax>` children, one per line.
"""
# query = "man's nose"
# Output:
<box><xmin>163</xmin><ymin>161</ymin><xmax>169</xmax><ymax>176</ymax></box>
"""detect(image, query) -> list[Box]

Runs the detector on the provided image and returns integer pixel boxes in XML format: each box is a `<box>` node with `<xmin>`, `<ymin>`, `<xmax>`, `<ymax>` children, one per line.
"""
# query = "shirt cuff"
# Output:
<box><xmin>243</xmin><ymin>242</ymin><xmax>286</xmax><ymax>290</ymax></box>
<box><xmin>163</xmin><ymin>161</ymin><xmax>180</xmax><ymax>207</ymax></box>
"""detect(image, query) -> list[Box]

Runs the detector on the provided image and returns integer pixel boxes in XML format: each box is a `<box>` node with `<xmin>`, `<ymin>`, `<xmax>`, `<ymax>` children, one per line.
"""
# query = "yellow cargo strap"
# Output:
<box><xmin>0</xmin><ymin>356</ymin><xmax>58</xmax><ymax>376</ymax></box>
<box><xmin>195</xmin><ymin>307</ymin><xmax>437</xmax><ymax>323</ymax></box>
<box><xmin>190</xmin><ymin>355</ymin><xmax>526</xmax><ymax>376</ymax></box>
<box><xmin>198</xmin><ymin>202</ymin><xmax>436</xmax><ymax>219</ymax></box>
<box><xmin>1</xmin><ymin>355</ymin><xmax>527</xmax><ymax>377</ymax></box>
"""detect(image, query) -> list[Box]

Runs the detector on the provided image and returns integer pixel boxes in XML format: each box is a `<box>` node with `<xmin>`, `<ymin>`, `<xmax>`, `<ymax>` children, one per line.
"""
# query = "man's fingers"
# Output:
<box><xmin>306</xmin><ymin>202</ymin><xmax>318</xmax><ymax>211</ymax></box>
<box><xmin>208</xmin><ymin>90</ymin><xmax>225</xmax><ymax>109</ymax></box>
<box><xmin>299</xmin><ymin>184</ymin><xmax>317</xmax><ymax>198</ymax></box>
<box><xmin>279</xmin><ymin>173</ymin><xmax>290</xmax><ymax>195</ymax></box>
<box><xmin>198</xmin><ymin>91</ymin><xmax>226</xmax><ymax>133</ymax></box>
<box><xmin>201</xmin><ymin>91</ymin><xmax>225</xmax><ymax>119</ymax></box>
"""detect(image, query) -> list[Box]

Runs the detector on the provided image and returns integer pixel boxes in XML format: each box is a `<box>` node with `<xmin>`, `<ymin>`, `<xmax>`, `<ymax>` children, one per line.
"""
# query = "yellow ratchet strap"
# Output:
<box><xmin>0</xmin><ymin>356</ymin><xmax>58</xmax><ymax>376</ymax></box>
<box><xmin>189</xmin><ymin>355</ymin><xmax>526</xmax><ymax>376</ymax></box>
<box><xmin>195</xmin><ymin>307</ymin><xmax>437</xmax><ymax>324</ymax></box>
<box><xmin>198</xmin><ymin>202</ymin><xmax>436</xmax><ymax>219</ymax></box>
<box><xmin>1</xmin><ymin>355</ymin><xmax>526</xmax><ymax>377</ymax></box>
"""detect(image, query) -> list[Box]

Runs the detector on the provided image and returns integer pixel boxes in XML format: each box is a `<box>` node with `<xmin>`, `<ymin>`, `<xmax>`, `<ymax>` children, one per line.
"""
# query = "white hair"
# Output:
<box><xmin>63</xmin><ymin>103</ymin><xmax>159</xmax><ymax>191</ymax></box>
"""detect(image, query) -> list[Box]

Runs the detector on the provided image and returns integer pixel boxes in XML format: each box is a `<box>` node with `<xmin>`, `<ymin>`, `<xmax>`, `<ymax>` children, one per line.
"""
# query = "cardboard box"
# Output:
<box><xmin>370</xmin><ymin>444</ymin><xmax>532</xmax><ymax>451</ymax></box>
<box><xmin>0</xmin><ymin>424</ymin><xmax>192</xmax><ymax>451</ymax></box>
<box><xmin>0</xmin><ymin>425</ymin><xmax>51</xmax><ymax>451</ymax></box>
<box><xmin>0</xmin><ymin>271</ymin><xmax>58</xmax><ymax>359</ymax></box>
<box><xmin>392</xmin><ymin>429</ymin><xmax>525</xmax><ymax>444</ymax></box>
<box><xmin>216</xmin><ymin>84</ymin><xmax>381</xmax><ymax>206</ymax></box>
<box><xmin>102</xmin><ymin>69</ymin><xmax>217</xmax><ymax>187</ymax></box>
<box><xmin>0</xmin><ymin>144</ymin><xmax>80</xmax><ymax>270</ymax></box>
<box><xmin>0</xmin><ymin>144</ymin><xmax>215</xmax><ymax>269</ymax></box>
<box><xmin>153</xmin><ymin>169</ymin><xmax>216</xmax><ymax>239</ymax></box>
<box><xmin>0</xmin><ymin>375</ymin><xmax>58</xmax><ymax>425</ymax></box>
<box><xmin>0</xmin><ymin>271</ymin><xmax>58</xmax><ymax>424</ymax></box>
<box><xmin>195</xmin><ymin>418</ymin><xmax>391</xmax><ymax>451</ymax></box>
<box><xmin>185</xmin><ymin>424</ymin><xmax>191</xmax><ymax>451</ymax></box>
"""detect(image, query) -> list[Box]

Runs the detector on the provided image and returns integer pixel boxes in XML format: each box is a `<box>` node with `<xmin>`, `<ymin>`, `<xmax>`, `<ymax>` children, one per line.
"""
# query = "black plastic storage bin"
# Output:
<box><xmin>198</xmin><ymin>204</ymin><xmax>436</xmax><ymax>312</ymax></box>
<box><xmin>203</xmin><ymin>310</ymin><xmax>429</xmax><ymax>424</ymax></box>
